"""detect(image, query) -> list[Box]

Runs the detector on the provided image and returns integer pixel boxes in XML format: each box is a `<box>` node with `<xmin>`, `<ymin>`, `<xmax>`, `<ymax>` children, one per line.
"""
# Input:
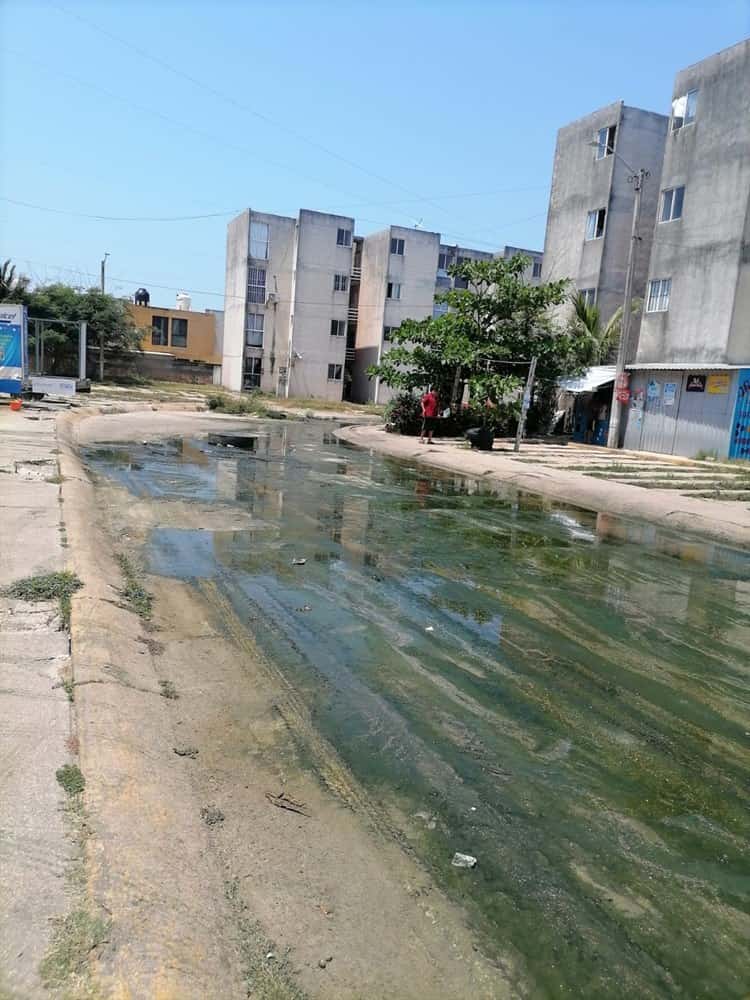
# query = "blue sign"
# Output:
<box><xmin>0</xmin><ymin>304</ymin><xmax>26</xmax><ymax>395</ymax></box>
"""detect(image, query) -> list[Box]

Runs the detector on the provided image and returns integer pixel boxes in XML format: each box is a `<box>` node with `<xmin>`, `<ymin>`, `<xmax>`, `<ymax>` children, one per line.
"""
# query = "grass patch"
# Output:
<box><xmin>39</xmin><ymin>908</ymin><xmax>109</xmax><ymax>992</ymax></box>
<box><xmin>3</xmin><ymin>570</ymin><xmax>82</xmax><ymax>629</ymax></box>
<box><xmin>159</xmin><ymin>679</ymin><xmax>178</xmax><ymax>700</ymax></box>
<box><xmin>56</xmin><ymin>763</ymin><xmax>85</xmax><ymax>796</ymax></box>
<box><xmin>207</xmin><ymin>392</ymin><xmax>268</xmax><ymax>416</ymax></box>
<box><xmin>115</xmin><ymin>553</ymin><xmax>153</xmax><ymax>621</ymax></box>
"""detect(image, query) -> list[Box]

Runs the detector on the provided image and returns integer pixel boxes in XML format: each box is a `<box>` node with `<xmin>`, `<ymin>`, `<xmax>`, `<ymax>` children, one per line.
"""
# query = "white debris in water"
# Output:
<box><xmin>292</xmin><ymin>558</ymin><xmax>307</xmax><ymax>565</ymax></box>
<box><xmin>451</xmin><ymin>852</ymin><xmax>477</xmax><ymax>869</ymax></box>
<box><xmin>425</xmin><ymin>625</ymin><xmax>434</xmax><ymax>632</ymax></box>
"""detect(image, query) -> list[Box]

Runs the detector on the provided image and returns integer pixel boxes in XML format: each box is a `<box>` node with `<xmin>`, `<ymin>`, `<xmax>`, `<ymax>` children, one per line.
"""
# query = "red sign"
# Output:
<box><xmin>616</xmin><ymin>388</ymin><xmax>630</xmax><ymax>404</ymax></box>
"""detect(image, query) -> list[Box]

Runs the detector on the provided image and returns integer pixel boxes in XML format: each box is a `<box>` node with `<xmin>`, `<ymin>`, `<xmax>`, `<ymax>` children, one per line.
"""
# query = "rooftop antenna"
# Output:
<box><xmin>413</xmin><ymin>218</ymin><xmax>423</xmax><ymax>229</ymax></box>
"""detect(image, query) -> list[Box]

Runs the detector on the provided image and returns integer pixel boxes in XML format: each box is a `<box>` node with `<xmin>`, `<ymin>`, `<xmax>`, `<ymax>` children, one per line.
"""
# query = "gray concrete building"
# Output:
<box><xmin>223</xmin><ymin>207</ymin><xmax>354</xmax><ymax>400</ymax></box>
<box><xmin>623</xmin><ymin>39</ymin><xmax>750</xmax><ymax>458</ymax></box>
<box><xmin>542</xmin><ymin>101</ymin><xmax>669</xmax><ymax>332</ymax></box>
<box><xmin>225</xmin><ymin>210</ymin><xmax>543</xmax><ymax>404</ymax></box>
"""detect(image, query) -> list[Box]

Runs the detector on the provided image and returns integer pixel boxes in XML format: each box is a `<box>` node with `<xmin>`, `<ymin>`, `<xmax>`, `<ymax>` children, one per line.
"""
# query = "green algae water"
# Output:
<box><xmin>86</xmin><ymin>423</ymin><xmax>750</xmax><ymax>999</ymax></box>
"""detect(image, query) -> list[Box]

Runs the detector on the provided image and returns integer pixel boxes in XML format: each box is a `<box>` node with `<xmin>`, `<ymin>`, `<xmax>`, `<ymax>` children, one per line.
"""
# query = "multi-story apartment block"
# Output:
<box><xmin>224</xmin><ymin>209</ymin><xmax>543</xmax><ymax>404</ymax></box>
<box><xmin>223</xmin><ymin>208</ymin><xmax>355</xmax><ymax>400</ymax></box>
<box><xmin>623</xmin><ymin>40</ymin><xmax>750</xmax><ymax>458</ymax></box>
<box><xmin>542</xmin><ymin>102</ymin><xmax>669</xmax><ymax>331</ymax></box>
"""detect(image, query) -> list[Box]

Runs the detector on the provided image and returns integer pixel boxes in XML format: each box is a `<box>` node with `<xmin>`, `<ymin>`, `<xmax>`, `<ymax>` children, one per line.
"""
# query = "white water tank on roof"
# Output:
<box><xmin>176</xmin><ymin>291</ymin><xmax>192</xmax><ymax>311</ymax></box>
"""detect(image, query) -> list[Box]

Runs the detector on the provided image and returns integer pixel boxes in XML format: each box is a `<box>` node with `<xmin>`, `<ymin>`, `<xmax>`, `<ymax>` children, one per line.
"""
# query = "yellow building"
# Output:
<box><xmin>126</xmin><ymin>292</ymin><xmax>223</xmax><ymax>383</ymax></box>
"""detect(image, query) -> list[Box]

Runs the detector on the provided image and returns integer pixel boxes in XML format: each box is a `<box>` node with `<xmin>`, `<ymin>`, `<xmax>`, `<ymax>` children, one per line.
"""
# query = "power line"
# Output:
<box><xmin>50</xmin><ymin>2</ymin><xmax>500</xmax><ymax>232</ymax></box>
<box><xmin>0</xmin><ymin>197</ymin><xmax>241</xmax><ymax>223</ymax></box>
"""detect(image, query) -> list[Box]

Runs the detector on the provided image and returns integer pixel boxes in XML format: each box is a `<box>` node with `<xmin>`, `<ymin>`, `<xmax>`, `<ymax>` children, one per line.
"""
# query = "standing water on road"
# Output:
<box><xmin>86</xmin><ymin>422</ymin><xmax>750</xmax><ymax>999</ymax></box>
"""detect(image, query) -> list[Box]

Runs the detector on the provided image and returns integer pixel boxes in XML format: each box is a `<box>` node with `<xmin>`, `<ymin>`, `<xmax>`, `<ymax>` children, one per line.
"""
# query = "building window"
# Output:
<box><xmin>437</xmin><ymin>251</ymin><xmax>450</xmax><ymax>275</ymax></box>
<box><xmin>532</xmin><ymin>260</ymin><xmax>543</xmax><ymax>278</ymax></box>
<box><xmin>245</xmin><ymin>312</ymin><xmax>264</xmax><ymax>347</ymax></box>
<box><xmin>330</xmin><ymin>319</ymin><xmax>347</xmax><ymax>337</ymax></box>
<box><xmin>390</xmin><ymin>237</ymin><xmax>405</xmax><ymax>256</ymax></box>
<box><xmin>151</xmin><ymin>315</ymin><xmax>169</xmax><ymax>346</ymax></box>
<box><xmin>432</xmin><ymin>302</ymin><xmax>448</xmax><ymax>318</ymax></box>
<box><xmin>171</xmin><ymin>317</ymin><xmax>188</xmax><ymax>348</ymax></box>
<box><xmin>585</xmin><ymin>208</ymin><xmax>607</xmax><ymax>240</ymax></box>
<box><xmin>249</xmin><ymin>220</ymin><xmax>269</xmax><ymax>260</ymax></box>
<box><xmin>248</xmin><ymin>266</ymin><xmax>266</xmax><ymax>304</ymax></box>
<box><xmin>336</xmin><ymin>227</ymin><xmax>352</xmax><ymax>247</ymax></box>
<box><xmin>333</xmin><ymin>273</ymin><xmax>349</xmax><ymax>292</ymax></box>
<box><xmin>243</xmin><ymin>356</ymin><xmax>262</xmax><ymax>390</ymax></box>
<box><xmin>327</xmin><ymin>363</ymin><xmax>343</xmax><ymax>381</ymax></box>
<box><xmin>660</xmin><ymin>186</ymin><xmax>685</xmax><ymax>222</ymax></box>
<box><xmin>579</xmin><ymin>287</ymin><xmax>597</xmax><ymax>307</ymax></box>
<box><xmin>672</xmin><ymin>89</ymin><xmax>698</xmax><ymax>131</ymax></box>
<box><xmin>383</xmin><ymin>325</ymin><xmax>400</xmax><ymax>341</ymax></box>
<box><xmin>595</xmin><ymin>124</ymin><xmax>617</xmax><ymax>160</ymax></box>
<box><xmin>647</xmin><ymin>278</ymin><xmax>672</xmax><ymax>313</ymax></box>
<box><xmin>386</xmin><ymin>281</ymin><xmax>402</xmax><ymax>300</ymax></box>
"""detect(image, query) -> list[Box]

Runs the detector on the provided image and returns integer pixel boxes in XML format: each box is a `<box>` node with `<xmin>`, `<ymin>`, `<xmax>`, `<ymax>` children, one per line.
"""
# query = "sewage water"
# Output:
<box><xmin>86</xmin><ymin>423</ymin><xmax>750</xmax><ymax>999</ymax></box>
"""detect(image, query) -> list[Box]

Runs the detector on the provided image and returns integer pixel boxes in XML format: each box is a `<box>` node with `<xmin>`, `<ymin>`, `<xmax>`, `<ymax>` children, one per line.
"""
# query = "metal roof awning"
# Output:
<box><xmin>625</xmin><ymin>363</ymin><xmax>745</xmax><ymax>371</ymax></box>
<box><xmin>558</xmin><ymin>366</ymin><xmax>616</xmax><ymax>394</ymax></box>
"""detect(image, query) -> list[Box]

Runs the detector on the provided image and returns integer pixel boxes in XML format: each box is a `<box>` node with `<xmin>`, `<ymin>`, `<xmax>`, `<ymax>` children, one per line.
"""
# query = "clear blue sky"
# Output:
<box><xmin>1</xmin><ymin>1</ymin><xmax>748</xmax><ymax>311</ymax></box>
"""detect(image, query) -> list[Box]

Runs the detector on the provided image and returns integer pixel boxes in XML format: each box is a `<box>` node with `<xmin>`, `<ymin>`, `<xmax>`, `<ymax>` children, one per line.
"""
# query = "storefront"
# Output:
<box><xmin>558</xmin><ymin>366</ymin><xmax>616</xmax><ymax>446</ymax></box>
<box><xmin>622</xmin><ymin>365</ymin><xmax>749</xmax><ymax>458</ymax></box>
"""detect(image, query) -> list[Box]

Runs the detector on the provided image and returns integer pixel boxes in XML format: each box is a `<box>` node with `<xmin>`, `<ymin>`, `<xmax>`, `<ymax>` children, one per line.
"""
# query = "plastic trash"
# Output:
<box><xmin>451</xmin><ymin>852</ymin><xmax>477</xmax><ymax>869</ymax></box>
<box><xmin>292</xmin><ymin>558</ymin><xmax>307</xmax><ymax>565</ymax></box>
<box><xmin>425</xmin><ymin>625</ymin><xmax>434</xmax><ymax>632</ymax></box>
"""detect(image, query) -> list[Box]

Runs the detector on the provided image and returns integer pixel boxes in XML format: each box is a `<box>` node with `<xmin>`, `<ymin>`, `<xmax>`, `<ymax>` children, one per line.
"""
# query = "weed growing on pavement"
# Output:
<box><xmin>3</xmin><ymin>570</ymin><xmax>83</xmax><ymax>629</ymax></box>
<box><xmin>115</xmin><ymin>553</ymin><xmax>153</xmax><ymax>621</ymax></box>
<box><xmin>207</xmin><ymin>392</ymin><xmax>268</xmax><ymax>416</ymax></box>
<box><xmin>56</xmin><ymin>763</ymin><xmax>85</xmax><ymax>796</ymax></box>
<box><xmin>39</xmin><ymin>908</ymin><xmax>109</xmax><ymax>993</ymax></box>
<box><xmin>62</xmin><ymin>678</ymin><xmax>75</xmax><ymax>702</ymax></box>
<box><xmin>159</xmin><ymin>679</ymin><xmax>178</xmax><ymax>700</ymax></box>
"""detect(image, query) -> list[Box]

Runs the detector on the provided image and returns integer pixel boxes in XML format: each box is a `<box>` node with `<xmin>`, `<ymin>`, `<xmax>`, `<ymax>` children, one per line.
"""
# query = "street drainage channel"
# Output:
<box><xmin>83</xmin><ymin>421</ymin><xmax>750</xmax><ymax>1000</ymax></box>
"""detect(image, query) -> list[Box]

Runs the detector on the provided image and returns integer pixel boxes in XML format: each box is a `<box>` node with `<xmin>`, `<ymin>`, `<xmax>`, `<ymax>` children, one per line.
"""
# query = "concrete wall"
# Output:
<box><xmin>636</xmin><ymin>40</ymin><xmax>750</xmax><ymax>365</ymax></box>
<box><xmin>251</xmin><ymin>211</ymin><xmax>296</xmax><ymax>394</ymax></box>
<box><xmin>222</xmin><ymin>211</ymin><xmax>250</xmax><ymax>392</ymax></box>
<box><xmin>352</xmin><ymin>229</ymin><xmax>390</xmax><ymax>403</ymax></box>
<box><xmin>542</xmin><ymin>102</ymin><xmax>668</xmax><ymax>333</ymax></box>
<box><xmin>130</xmin><ymin>304</ymin><xmax>220</xmax><ymax>364</ymax></box>
<box><xmin>287</xmin><ymin>209</ymin><xmax>354</xmax><ymax>400</ymax></box>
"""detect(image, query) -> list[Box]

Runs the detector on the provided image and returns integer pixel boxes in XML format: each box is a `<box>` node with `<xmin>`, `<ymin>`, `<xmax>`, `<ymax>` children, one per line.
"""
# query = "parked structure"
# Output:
<box><xmin>128</xmin><ymin>293</ymin><xmax>223</xmax><ymax>383</ymax></box>
<box><xmin>223</xmin><ymin>208</ymin><xmax>542</xmax><ymax>403</ymax></box>
<box><xmin>623</xmin><ymin>39</ymin><xmax>750</xmax><ymax>458</ymax></box>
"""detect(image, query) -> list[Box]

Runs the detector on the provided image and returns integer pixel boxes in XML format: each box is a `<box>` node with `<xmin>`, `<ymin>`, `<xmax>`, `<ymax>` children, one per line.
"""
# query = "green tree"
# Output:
<box><xmin>26</xmin><ymin>282</ymin><xmax>140</xmax><ymax>377</ymax></box>
<box><xmin>569</xmin><ymin>292</ymin><xmax>639</xmax><ymax>365</ymax></box>
<box><xmin>368</xmin><ymin>255</ymin><xmax>587</xmax><ymax>411</ymax></box>
<box><xmin>0</xmin><ymin>259</ymin><xmax>30</xmax><ymax>303</ymax></box>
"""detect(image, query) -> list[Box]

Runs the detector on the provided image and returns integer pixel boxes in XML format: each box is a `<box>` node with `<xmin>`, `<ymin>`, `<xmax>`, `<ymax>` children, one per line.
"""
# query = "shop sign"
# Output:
<box><xmin>706</xmin><ymin>373</ymin><xmax>730</xmax><ymax>394</ymax></box>
<box><xmin>686</xmin><ymin>374</ymin><xmax>706</xmax><ymax>392</ymax></box>
<box><xmin>663</xmin><ymin>382</ymin><xmax>677</xmax><ymax>406</ymax></box>
<box><xmin>647</xmin><ymin>379</ymin><xmax>661</xmax><ymax>400</ymax></box>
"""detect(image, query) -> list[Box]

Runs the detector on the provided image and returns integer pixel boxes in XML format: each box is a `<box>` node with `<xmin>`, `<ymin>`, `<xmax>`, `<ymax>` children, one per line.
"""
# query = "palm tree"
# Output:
<box><xmin>0</xmin><ymin>259</ymin><xmax>30</xmax><ymax>303</ymax></box>
<box><xmin>570</xmin><ymin>293</ymin><xmax>640</xmax><ymax>365</ymax></box>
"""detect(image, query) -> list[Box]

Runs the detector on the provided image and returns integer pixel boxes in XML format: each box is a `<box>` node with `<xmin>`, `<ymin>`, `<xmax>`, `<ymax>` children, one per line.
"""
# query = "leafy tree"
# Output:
<box><xmin>0</xmin><ymin>259</ymin><xmax>30</xmax><ymax>302</ymax></box>
<box><xmin>368</xmin><ymin>255</ymin><xmax>588</xmax><ymax>413</ymax></box>
<box><xmin>26</xmin><ymin>282</ymin><xmax>140</xmax><ymax>377</ymax></box>
<box><xmin>569</xmin><ymin>292</ymin><xmax>640</xmax><ymax>365</ymax></box>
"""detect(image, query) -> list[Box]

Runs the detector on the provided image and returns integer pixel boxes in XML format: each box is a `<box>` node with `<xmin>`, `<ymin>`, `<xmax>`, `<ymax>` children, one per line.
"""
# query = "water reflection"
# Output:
<box><xmin>85</xmin><ymin>423</ymin><xmax>750</xmax><ymax>1000</ymax></box>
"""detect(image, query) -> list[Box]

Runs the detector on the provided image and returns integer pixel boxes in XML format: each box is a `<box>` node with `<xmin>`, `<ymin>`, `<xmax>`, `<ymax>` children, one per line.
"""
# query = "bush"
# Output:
<box><xmin>384</xmin><ymin>392</ymin><xmax>422</xmax><ymax>435</ymax></box>
<box><xmin>206</xmin><ymin>393</ymin><xmax>265</xmax><ymax>416</ymax></box>
<box><xmin>444</xmin><ymin>402</ymin><xmax>517</xmax><ymax>438</ymax></box>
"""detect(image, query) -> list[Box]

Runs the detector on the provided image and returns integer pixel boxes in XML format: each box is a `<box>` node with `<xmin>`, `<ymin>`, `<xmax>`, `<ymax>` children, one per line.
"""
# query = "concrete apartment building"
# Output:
<box><xmin>623</xmin><ymin>39</ymin><xmax>750</xmax><ymax>458</ymax></box>
<box><xmin>542</xmin><ymin>101</ymin><xmax>669</xmax><ymax>333</ymax></box>
<box><xmin>223</xmin><ymin>208</ymin><xmax>355</xmax><ymax>399</ymax></box>
<box><xmin>224</xmin><ymin>207</ymin><xmax>543</xmax><ymax>404</ymax></box>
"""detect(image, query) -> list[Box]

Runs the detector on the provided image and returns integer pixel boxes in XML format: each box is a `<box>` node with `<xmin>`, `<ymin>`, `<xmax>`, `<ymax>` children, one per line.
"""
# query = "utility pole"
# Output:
<box><xmin>98</xmin><ymin>252</ymin><xmax>109</xmax><ymax>382</ymax></box>
<box><xmin>514</xmin><ymin>356</ymin><xmax>538</xmax><ymax>452</ymax></box>
<box><xmin>607</xmin><ymin>167</ymin><xmax>647</xmax><ymax>449</ymax></box>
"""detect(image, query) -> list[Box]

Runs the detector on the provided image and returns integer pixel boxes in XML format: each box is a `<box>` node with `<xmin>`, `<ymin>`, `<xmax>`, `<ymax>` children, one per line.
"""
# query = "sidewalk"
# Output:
<box><xmin>0</xmin><ymin>405</ymin><xmax>75</xmax><ymax>999</ymax></box>
<box><xmin>335</xmin><ymin>424</ymin><xmax>750</xmax><ymax>549</ymax></box>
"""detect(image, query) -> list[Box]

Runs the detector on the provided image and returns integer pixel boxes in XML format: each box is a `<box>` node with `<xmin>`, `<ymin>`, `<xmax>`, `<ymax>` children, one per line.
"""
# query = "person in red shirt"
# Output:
<box><xmin>419</xmin><ymin>388</ymin><xmax>439</xmax><ymax>443</ymax></box>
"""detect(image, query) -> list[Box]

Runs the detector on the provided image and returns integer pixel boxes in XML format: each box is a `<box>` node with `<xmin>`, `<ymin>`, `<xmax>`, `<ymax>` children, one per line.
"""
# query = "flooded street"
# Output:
<box><xmin>85</xmin><ymin>421</ymin><xmax>750</xmax><ymax>999</ymax></box>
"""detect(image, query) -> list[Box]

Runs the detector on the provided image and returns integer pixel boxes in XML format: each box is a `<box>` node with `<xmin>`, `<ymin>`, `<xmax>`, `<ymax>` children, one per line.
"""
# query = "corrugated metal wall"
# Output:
<box><xmin>622</xmin><ymin>370</ymin><xmax>737</xmax><ymax>457</ymax></box>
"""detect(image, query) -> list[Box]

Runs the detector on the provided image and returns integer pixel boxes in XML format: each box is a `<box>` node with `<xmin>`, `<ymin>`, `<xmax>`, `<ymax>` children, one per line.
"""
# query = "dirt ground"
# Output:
<box><xmin>49</xmin><ymin>407</ymin><xmax>514</xmax><ymax>999</ymax></box>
